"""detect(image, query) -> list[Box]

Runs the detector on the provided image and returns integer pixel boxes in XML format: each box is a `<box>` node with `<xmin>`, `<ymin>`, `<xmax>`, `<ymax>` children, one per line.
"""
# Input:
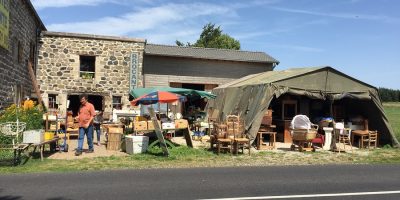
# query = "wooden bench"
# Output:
<box><xmin>30</xmin><ymin>137</ymin><xmax>61</xmax><ymax>161</ymax></box>
<box><xmin>0</xmin><ymin>143</ymin><xmax>30</xmax><ymax>166</ymax></box>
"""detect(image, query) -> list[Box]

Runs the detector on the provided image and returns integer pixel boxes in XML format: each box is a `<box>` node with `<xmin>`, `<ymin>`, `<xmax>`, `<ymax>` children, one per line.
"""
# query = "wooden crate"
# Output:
<box><xmin>175</xmin><ymin>119</ymin><xmax>188</xmax><ymax>129</ymax></box>
<box><xmin>134</xmin><ymin>121</ymin><xmax>148</xmax><ymax>131</ymax></box>
<box><xmin>107</xmin><ymin>132</ymin><xmax>122</xmax><ymax>151</ymax></box>
<box><xmin>107</xmin><ymin>126</ymin><xmax>123</xmax><ymax>134</ymax></box>
<box><xmin>147</xmin><ymin>120</ymin><xmax>160</xmax><ymax>130</ymax></box>
<box><xmin>107</xmin><ymin>141</ymin><xmax>121</xmax><ymax>151</ymax></box>
<box><xmin>108</xmin><ymin>132</ymin><xmax>122</xmax><ymax>142</ymax></box>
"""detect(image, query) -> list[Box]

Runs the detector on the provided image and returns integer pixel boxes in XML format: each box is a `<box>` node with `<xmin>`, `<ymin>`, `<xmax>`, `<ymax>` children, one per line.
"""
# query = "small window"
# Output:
<box><xmin>282</xmin><ymin>100</ymin><xmax>297</xmax><ymax>120</ymax></box>
<box><xmin>48</xmin><ymin>94</ymin><xmax>58</xmax><ymax>109</ymax></box>
<box><xmin>80</xmin><ymin>55</ymin><xmax>95</xmax><ymax>79</ymax></box>
<box><xmin>29</xmin><ymin>42</ymin><xmax>36</xmax><ymax>74</ymax></box>
<box><xmin>112</xmin><ymin>96</ymin><xmax>122</xmax><ymax>109</ymax></box>
<box><xmin>18</xmin><ymin>41</ymin><xmax>23</xmax><ymax>63</ymax></box>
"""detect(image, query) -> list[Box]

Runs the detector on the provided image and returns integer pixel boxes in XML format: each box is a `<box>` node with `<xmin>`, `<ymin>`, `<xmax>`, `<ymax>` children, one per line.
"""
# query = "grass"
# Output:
<box><xmin>383</xmin><ymin>102</ymin><xmax>400</xmax><ymax>141</ymax></box>
<box><xmin>0</xmin><ymin>102</ymin><xmax>399</xmax><ymax>174</ymax></box>
<box><xmin>2</xmin><ymin>146</ymin><xmax>400</xmax><ymax>174</ymax></box>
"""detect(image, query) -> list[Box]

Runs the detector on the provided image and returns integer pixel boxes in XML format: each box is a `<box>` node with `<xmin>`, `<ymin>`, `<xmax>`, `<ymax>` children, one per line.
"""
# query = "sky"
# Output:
<box><xmin>31</xmin><ymin>0</ymin><xmax>400</xmax><ymax>89</ymax></box>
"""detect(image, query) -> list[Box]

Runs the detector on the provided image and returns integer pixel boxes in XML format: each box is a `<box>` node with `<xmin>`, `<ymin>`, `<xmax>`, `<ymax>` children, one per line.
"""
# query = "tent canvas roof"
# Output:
<box><xmin>216</xmin><ymin>66</ymin><xmax>375</xmax><ymax>93</ymax></box>
<box><xmin>209</xmin><ymin>66</ymin><xmax>399</xmax><ymax>147</ymax></box>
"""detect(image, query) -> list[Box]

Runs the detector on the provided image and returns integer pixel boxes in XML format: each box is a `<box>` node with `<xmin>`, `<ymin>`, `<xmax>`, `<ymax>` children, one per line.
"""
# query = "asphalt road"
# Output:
<box><xmin>1</xmin><ymin>164</ymin><xmax>400</xmax><ymax>200</ymax></box>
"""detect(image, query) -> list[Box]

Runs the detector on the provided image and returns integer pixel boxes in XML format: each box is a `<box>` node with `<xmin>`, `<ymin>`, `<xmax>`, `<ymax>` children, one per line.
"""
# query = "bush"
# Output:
<box><xmin>0</xmin><ymin>101</ymin><xmax>44</xmax><ymax>144</ymax></box>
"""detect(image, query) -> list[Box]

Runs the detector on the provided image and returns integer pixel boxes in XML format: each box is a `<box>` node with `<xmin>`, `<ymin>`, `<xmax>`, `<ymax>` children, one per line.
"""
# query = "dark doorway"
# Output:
<box><xmin>181</xmin><ymin>83</ymin><xmax>207</xmax><ymax>115</ymax></box>
<box><xmin>68</xmin><ymin>94</ymin><xmax>104</xmax><ymax>116</ymax></box>
<box><xmin>181</xmin><ymin>83</ymin><xmax>205</xmax><ymax>91</ymax></box>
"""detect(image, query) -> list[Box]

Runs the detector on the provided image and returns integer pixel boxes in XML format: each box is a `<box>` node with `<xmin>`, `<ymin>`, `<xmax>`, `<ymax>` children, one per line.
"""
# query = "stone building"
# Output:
<box><xmin>36</xmin><ymin>32</ymin><xmax>279</xmax><ymax>117</ymax></box>
<box><xmin>37</xmin><ymin>31</ymin><xmax>145</xmax><ymax>117</ymax></box>
<box><xmin>0</xmin><ymin>0</ymin><xmax>45</xmax><ymax>109</ymax></box>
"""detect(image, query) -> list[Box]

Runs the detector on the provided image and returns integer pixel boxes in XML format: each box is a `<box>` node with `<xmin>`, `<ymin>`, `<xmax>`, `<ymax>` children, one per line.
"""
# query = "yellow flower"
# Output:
<box><xmin>23</xmin><ymin>100</ymin><xmax>35</xmax><ymax>110</ymax></box>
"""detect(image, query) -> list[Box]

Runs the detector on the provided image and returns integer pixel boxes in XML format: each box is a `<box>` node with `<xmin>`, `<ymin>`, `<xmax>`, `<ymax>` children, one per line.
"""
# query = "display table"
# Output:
<box><xmin>257</xmin><ymin>125</ymin><xmax>277</xmax><ymax>150</ymax></box>
<box><xmin>351</xmin><ymin>130</ymin><xmax>378</xmax><ymax>148</ymax></box>
<box><xmin>30</xmin><ymin>137</ymin><xmax>61</xmax><ymax>161</ymax></box>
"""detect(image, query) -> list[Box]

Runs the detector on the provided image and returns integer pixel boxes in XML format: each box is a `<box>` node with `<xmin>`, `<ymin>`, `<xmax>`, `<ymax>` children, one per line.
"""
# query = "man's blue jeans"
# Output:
<box><xmin>94</xmin><ymin>124</ymin><xmax>101</xmax><ymax>142</ymax></box>
<box><xmin>77</xmin><ymin>125</ymin><xmax>94</xmax><ymax>152</ymax></box>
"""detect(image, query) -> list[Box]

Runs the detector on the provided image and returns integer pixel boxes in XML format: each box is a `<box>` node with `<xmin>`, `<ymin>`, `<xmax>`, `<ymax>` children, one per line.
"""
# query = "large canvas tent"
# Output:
<box><xmin>207</xmin><ymin>66</ymin><xmax>399</xmax><ymax>147</ymax></box>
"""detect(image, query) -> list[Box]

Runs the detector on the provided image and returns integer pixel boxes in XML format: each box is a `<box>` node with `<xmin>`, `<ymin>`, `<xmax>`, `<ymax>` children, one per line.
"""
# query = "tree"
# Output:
<box><xmin>176</xmin><ymin>23</ymin><xmax>240</xmax><ymax>50</ymax></box>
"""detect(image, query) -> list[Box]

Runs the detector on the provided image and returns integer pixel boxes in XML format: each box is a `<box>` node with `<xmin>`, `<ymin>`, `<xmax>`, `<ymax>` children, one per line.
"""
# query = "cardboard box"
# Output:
<box><xmin>23</xmin><ymin>129</ymin><xmax>44</xmax><ymax>144</ymax></box>
<box><xmin>44</xmin><ymin>132</ymin><xmax>55</xmax><ymax>140</ymax></box>
<box><xmin>175</xmin><ymin>119</ymin><xmax>188</xmax><ymax>129</ymax></box>
<box><xmin>134</xmin><ymin>121</ymin><xmax>148</xmax><ymax>131</ymax></box>
<box><xmin>162</xmin><ymin>122</ymin><xmax>175</xmax><ymax>130</ymax></box>
<box><xmin>125</xmin><ymin>136</ymin><xmax>149</xmax><ymax>154</ymax></box>
<box><xmin>147</xmin><ymin>120</ymin><xmax>160</xmax><ymax>130</ymax></box>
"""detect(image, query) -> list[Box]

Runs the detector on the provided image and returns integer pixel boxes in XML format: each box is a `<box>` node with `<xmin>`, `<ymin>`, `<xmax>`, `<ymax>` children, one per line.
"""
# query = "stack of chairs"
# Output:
<box><xmin>212</xmin><ymin>115</ymin><xmax>250</xmax><ymax>155</ymax></box>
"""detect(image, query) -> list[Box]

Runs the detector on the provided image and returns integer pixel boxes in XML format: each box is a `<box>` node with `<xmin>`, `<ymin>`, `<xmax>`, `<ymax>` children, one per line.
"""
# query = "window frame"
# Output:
<box><xmin>48</xmin><ymin>94</ymin><xmax>58</xmax><ymax>109</ymax></box>
<box><xmin>112</xmin><ymin>96</ymin><xmax>122</xmax><ymax>110</ymax></box>
<box><xmin>79</xmin><ymin>55</ymin><xmax>96</xmax><ymax>79</ymax></box>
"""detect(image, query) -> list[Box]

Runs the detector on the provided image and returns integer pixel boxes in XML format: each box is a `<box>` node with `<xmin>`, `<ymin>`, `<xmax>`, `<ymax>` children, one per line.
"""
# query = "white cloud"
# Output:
<box><xmin>31</xmin><ymin>0</ymin><xmax>120</xmax><ymax>9</ymax></box>
<box><xmin>46</xmin><ymin>2</ymin><xmax>235</xmax><ymax>39</ymax></box>
<box><xmin>271</xmin><ymin>7</ymin><xmax>400</xmax><ymax>24</ymax></box>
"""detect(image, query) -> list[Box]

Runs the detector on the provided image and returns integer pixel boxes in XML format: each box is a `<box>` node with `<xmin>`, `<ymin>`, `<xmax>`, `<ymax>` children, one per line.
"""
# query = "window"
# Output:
<box><xmin>282</xmin><ymin>100</ymin><xmax>297</xmax><ymax>120</ymax></box>
<box><xmin>29</xmin><ymin>42</ymin><xmax>36</xmax><ymax>74</ymax></box>
<box><xmin>48</xmin><ymin>94</ymin><xmax>58</xmax><ymax>109</ymax></box>
<box><xmin>112</xmin><ymin>96</ymin><xmax>122</xmax><ymax>109</ymax></box>
<box><xmin>79</xmin><ymin>55</ymin><xmax>95</xmax><ymax>79</ymax></box>
<box><xmin>18</xmin><ymin>41</ymin><xmax>23</xmax><ymax>63</ymax></box>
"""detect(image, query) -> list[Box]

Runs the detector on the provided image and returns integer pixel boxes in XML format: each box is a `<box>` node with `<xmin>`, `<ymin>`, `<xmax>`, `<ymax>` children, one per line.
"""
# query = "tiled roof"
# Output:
<box><xmin>145</xmin><ymin>44</ymin><xmax>279</xmax><ymax>64</ymax></box>
<box><xmin>42</xmin><ymin>31</ymin><xmax>146</xmax><ymax>43</ymax></box>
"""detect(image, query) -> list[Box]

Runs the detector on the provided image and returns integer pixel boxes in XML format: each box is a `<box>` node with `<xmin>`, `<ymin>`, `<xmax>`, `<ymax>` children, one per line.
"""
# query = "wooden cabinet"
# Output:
<box><xmin>275</xmin><ymin>120</ymin><xmax>293</xmax><ymax>143</ymax></box>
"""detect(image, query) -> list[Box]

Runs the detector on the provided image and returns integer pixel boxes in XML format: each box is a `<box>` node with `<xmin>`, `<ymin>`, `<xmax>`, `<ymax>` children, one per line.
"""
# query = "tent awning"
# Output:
<box><xmin>130</xmin><ymin>87</ymin><xmax>216</xmax><ymax>99</ymax></box>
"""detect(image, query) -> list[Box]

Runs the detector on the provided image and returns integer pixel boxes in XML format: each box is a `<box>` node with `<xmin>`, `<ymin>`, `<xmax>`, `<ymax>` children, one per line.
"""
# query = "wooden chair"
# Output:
<box><xmin>65</xmin><ymin>113</ymin><xmax>79</xmax><ymax>145</ymax></box>
<box><xmin>363</xmin><ymin>130</ymin><xmax>378</xmax><ymax>149</ymax></box>
<box><xmin>226</xmin><ymin>115</ymin><xmax>251</xmax><ymax>155</ymax></box>
<box><xmin>208</xmin><ymin>118</ymin><xmax>218</xmax><ymax>150</ymax></box>
<box><xmin>215</xmin><ymin>123</ymin><xmax>233</xmax><ymax>155</ymax></box>
<box><xmin>334</xmin><ymin>122</ymin><xmax>352</xmax><ymax>153</ymax></box>
<box><xmin>257</xmin><ymin>112</ymin><xmax>276</xmax><ymax>150</ymax></box>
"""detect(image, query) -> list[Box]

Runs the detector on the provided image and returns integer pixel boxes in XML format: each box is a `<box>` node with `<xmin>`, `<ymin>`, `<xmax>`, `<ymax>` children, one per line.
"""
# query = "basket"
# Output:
<box><xmin>0</xmin><ymin>122</ymin><xmax>27</xmax><ymax>136</ymax></box>
<box><xmin>292</xmin><ymin>130</ymin><xmax>317</xmax><ymax>141</ymax></box>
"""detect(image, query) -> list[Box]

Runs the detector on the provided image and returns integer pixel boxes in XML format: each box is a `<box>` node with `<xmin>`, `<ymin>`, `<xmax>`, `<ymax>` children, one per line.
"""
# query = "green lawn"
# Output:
<box><xmin>383</xmin><ymin>102</ymin><xmax>400</xmax><ymax>141</ymax></box>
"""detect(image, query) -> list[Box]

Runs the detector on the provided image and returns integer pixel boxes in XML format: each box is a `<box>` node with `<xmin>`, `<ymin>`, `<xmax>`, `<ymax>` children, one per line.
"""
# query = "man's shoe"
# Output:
<box><xmin>87</xmin><ymin>149</ymin><xmax>94</xmax><ymax>153</ymax></box>
<box><xmin>97</xmin><ymin>141</ymin><xmax>101</xmax><ymax>146</ymax></box>
<box><xmin>75</xmin><ymin>151</ymin><xmax>82</xmax><ymax>156</ymax></box>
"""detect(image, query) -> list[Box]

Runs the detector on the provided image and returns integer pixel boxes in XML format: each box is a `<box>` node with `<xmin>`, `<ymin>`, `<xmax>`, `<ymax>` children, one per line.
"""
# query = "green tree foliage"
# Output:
<box><xmin>0</xmin><ymin>103</ymin><xmax>44</xmax><ymax>144</ymax></box>
<box><xmin>378</xmin><ymin>87</ymin><xmax>400</xmax><ymax>102</ymax></box>
<box><xmin>176</xmin><ymin>23</ymin><xmax>240</xmax><ymax>50</ymax></box>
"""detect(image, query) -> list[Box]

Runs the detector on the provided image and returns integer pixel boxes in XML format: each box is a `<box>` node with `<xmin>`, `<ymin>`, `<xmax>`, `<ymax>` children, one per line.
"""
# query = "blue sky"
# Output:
<box><xmin>31</xmin><ymin>0</ymin><xmax>400</xmax><ymax>89</ymax></box>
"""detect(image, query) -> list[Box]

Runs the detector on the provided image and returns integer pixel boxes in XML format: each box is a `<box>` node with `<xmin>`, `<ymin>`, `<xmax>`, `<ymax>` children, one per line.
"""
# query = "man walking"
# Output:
<box><xmin>75</xmin><ymin>94</ymin><xmax>96</xmax><ymax>156</ymax></box>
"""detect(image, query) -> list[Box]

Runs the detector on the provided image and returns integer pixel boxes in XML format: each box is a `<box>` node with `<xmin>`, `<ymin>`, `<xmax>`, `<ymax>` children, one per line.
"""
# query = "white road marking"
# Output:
<box><xmin>198</xmin><ymin>190</ymin><xmax>400</xmax><ymax>200</ymax></box>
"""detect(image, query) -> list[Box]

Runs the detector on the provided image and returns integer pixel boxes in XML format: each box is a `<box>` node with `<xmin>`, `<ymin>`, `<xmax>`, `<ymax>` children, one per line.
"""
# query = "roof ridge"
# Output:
<box><xmin>147</xmin><ymin>43</ymin><xmax>267</xmax><ymax>54</ymax></box>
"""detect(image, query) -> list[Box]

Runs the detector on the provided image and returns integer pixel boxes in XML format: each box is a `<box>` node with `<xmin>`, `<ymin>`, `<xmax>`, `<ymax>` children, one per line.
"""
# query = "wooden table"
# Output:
<box><xmin>351</xmin><ymin>130</ymin><xmax>376</xmax><ymax>148</ymax></box>
<box><xmin>257</xmin><ymin>125</ymin><xmax>276</xmax><ymax>150</ymax></box>
<box><xmin>30</xmin><ymin>137</ymin><xmax>62</xmax><ymax>161</ymax></box>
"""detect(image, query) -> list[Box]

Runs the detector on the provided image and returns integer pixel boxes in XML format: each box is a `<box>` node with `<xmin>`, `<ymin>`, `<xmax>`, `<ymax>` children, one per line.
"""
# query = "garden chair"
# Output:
<box><xmin>334</xmin><ymin>122</ymin><xmax>352</xmax><ymax>153</ymax></box>
<box><xmin>362</xmin><ymin>130</ymin><xmax>378</xmax><ymax>149</ymax></box>
<box><xmin>226</xmin><ymin>115</ymin><xmax>250</xmax><ymax>155</ymax></box>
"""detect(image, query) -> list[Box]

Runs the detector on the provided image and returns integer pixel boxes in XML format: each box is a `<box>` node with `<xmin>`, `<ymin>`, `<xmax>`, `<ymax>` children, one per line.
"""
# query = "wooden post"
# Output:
<box><xmin>27</xmin><ymin>61</ymin><xmax>45</xmax><ymax>110</ymax></box>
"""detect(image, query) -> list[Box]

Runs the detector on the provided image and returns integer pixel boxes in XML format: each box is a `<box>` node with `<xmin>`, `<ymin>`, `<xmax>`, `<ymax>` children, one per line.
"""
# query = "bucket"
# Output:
<box><xmin>125</xmin><ymin>136</ymin><xmax>149</xmax><ymax>154</ymax></box>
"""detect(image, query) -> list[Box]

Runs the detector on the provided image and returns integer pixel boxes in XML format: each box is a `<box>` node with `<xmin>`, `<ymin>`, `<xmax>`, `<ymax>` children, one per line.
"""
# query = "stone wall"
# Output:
<box><xmin>37</xmin><ymin>32</ymin><xmax>145</xmax><ymax>117</ymax></box>
<box><xmin>0</xmin><ymin>0</ymin><xmax>44</xmax><ymax>109</ymax></box>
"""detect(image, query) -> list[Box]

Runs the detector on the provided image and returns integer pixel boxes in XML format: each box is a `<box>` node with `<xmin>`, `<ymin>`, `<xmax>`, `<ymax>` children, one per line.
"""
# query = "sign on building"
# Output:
<box><xmin>0</xmin><ymin>0</ymin><xmax>9</xmax><ymax>49</ymax></box>
<box><xmin>130</xmin><ymin>52</ymin><xmax>138</xmax><ymax>91</ymax></box>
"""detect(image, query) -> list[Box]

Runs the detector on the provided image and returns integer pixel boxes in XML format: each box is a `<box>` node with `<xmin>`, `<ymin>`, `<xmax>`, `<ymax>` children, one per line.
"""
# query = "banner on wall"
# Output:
<box><xmin>0</xmin><ymin>0</ymin><xmax>9</xmax><ymax>49</ymax></box>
